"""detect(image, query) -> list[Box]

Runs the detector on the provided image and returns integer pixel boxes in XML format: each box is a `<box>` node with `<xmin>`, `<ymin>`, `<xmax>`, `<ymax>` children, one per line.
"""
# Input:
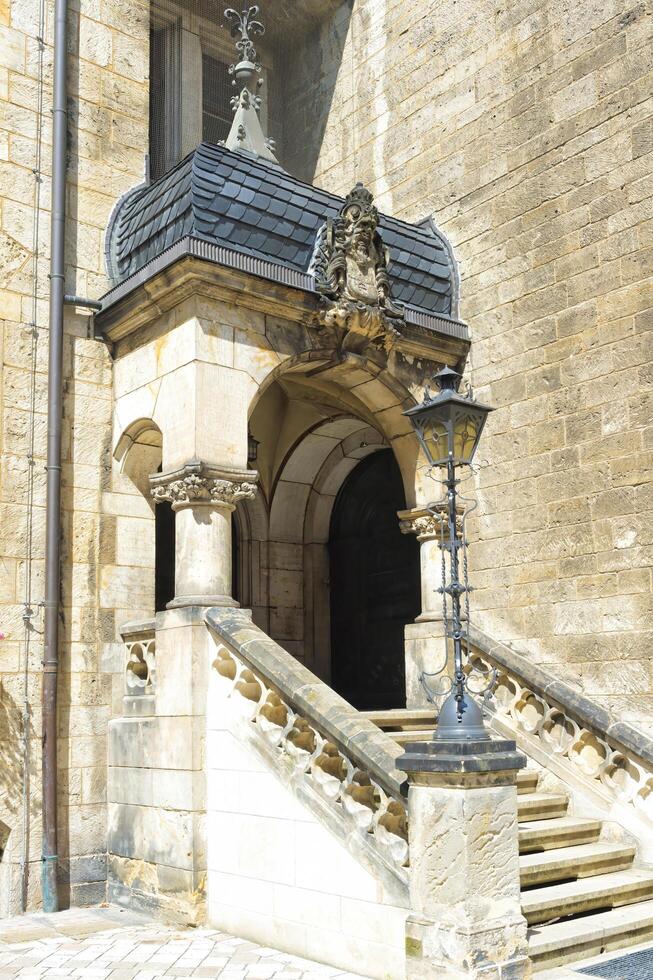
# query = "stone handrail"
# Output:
<box><xmin>205</xmin><ymin>607</ymin><xmax>409</xmax><ymax>876</ymax></box>
<box><xmin>469</xmin><ymin>625</ymin><xmax>653</xmax><ymax>826</ymax></box>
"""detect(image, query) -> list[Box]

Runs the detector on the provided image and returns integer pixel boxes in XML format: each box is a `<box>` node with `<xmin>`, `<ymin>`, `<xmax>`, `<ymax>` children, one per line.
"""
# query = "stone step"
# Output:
<box><xmin>528</xmin><ymin>898</ymin><xmax>653</xmax><ymax>969</ymax></box>
<box><xmin>520</xmin><ymin>842</ymin><xmax>636</xmax><ymax>888</ymax></box>
<box><xmin>517</xmin><ymin>770</ymin><xmax>540</xmax><ymax>795</ymax></box>
<box><xmin>519</xmin><ymin>817</ymin><xmax>602</xmax><ymax>854</ymax></box>
<box><xmin>360</xmin><ymin>709</ymin><xmax>435</xmax><ymax>731</ymax></box>
<box><xmin>522</xmin><ymin>868</ymin><xmax>653</xmax><ymax>926</ymax></box>
<box><xmin>390</xmin><ymin>729</ymin><xmax>437</xmax><ymax>744</ymax></box>
<box><xmin>518</xmin><ymin>793</ymin><xmax>569</xmax><ymax>822</ymax></box>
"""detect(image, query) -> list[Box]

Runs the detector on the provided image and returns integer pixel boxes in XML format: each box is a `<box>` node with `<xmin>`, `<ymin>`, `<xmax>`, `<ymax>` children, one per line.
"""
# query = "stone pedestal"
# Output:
<box><xmin>108</xmin><ymin>607</ymin><xmax>211</xmax><ymax>924</ymax></box>
<box><xmin>398</xmin><ymin>738</ymin><xmax>531</xmax><ymax>979</ymax></box>
<box><xmin>151</xmin><ymin>460</ymin><xmax>257</xmax><ymax>608</ymax></box>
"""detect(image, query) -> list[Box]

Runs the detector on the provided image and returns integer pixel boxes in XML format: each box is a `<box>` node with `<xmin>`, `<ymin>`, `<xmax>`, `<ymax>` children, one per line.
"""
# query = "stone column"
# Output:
<box><xmin>399</xmin><ymin>508</ymin><xmax>445</xmax><ymax>621</ymax></box>
<box><xmin>151</xmin><ymin>460</ymin><xmax>257</xmax><ymax>609</ymax></box>
<box><xmin>399</xmin><ymin>507</ymin><xmax>449</xmax><ymax>709</ymax></box>
<box><xmin>398</xmin><ymin>738</ymin><xmax>531</xmax><ymax>979</ymax></box>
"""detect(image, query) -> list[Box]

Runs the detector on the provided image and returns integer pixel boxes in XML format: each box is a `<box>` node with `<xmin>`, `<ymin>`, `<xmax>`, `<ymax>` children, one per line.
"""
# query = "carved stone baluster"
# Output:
<box><xmin>121</xmin><ymin>623</ymin><xmax>156</xmax><ymax>718</ymax></box>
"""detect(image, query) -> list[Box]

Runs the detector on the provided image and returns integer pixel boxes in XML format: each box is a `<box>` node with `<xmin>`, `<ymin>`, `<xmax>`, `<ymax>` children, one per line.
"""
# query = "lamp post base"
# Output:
<box><xmin>433</xmin><ymin>689</ymin><xmax>490</xmax><ymax>741</ymax></box>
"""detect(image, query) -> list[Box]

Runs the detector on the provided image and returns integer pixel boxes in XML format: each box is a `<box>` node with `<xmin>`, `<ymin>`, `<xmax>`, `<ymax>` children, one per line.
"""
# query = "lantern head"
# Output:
<box><xmin>404</xmin><ymin>366</ymin><xmax>493</xmax><ymax>468</ymax></box>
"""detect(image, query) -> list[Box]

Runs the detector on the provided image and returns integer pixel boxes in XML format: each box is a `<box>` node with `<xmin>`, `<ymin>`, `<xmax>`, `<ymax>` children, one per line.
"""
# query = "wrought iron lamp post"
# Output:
<box><xmin>404</xmin><ymin>366</ymin><xmax>495</xmax><ymax>740</ymax></box>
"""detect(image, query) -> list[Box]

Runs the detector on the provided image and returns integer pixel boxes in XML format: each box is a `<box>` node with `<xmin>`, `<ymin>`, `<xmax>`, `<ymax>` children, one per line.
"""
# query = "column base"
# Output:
<box><xmin>167</xmin><ymin>594</ymin><xmax>239</xmax><ymax>609</ymax></box>
<box><xmin>406</xmin><ymin>913</ymin><xmax>532</xmax><ymax>979</ymax></box>
<box><xmin>404</xmin><ymin>620</ymin><xmax>449</xmax><ymax>709</ymax></box>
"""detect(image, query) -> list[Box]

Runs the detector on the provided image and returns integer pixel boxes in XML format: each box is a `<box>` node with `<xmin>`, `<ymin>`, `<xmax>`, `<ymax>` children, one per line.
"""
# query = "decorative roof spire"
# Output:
<box><xmin>223</xmin><ymin>5</ymin><xmax>279</xmax><ymax>164</ymax></box>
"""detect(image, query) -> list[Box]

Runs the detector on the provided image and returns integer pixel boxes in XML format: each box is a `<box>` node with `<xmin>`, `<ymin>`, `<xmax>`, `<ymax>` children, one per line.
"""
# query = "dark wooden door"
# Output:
<box><xmin>329</xmin><ymin>450</ymin><xmax>420</xmax><ymax>710</ymax></box>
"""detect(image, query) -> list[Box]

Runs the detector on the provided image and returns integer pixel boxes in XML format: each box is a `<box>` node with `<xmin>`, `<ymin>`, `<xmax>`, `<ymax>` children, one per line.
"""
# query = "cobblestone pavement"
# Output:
<box><xmin>0</xmin><ymin>908</ymin><xmax>371</xmax><ymax>979</ymax></box>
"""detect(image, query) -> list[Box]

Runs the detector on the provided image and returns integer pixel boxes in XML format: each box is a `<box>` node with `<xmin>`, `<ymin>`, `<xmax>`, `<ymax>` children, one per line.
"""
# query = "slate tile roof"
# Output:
<box><xmin>108</xmin><ymin>142</ymin><xmax>456</xmax><ymax>317</ymax></box>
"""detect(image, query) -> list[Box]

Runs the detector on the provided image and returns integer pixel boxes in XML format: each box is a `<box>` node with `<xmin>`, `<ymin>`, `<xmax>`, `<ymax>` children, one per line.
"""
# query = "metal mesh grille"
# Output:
<box><xmin>202</xmin><ymin>54</ymin><xmax>232</xmax><ymax>145</ymax></box>
<box><xmin>148</xmin><ymin>0</ymin><xmax>243</xmax><ymax>181</ymax></box>
<box><xmin>146</xmin><ymin>0</ymin><xmax>327</xmax><ymax>182</ymax></box>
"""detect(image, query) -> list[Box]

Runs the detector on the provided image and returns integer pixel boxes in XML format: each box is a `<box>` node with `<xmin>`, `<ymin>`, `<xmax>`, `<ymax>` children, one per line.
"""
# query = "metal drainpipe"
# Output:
<box><xmin>42</xmin><ymin>0</ymin><xmax>68</xmax><ymax>914</ymax></box>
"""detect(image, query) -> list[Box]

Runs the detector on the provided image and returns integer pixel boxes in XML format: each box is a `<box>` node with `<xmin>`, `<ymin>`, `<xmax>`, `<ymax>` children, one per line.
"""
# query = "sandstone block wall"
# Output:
<box><xmin>1</xmin><ymin>0</ymin><xmax>652</xmax><ymax>920</ymax></box>
<box><xmin>0</xmin><ymin>0</ymin><xmax>150</xmax><ymax>914</ymax></box>
<box><xmin>296</xmin><ymin>0</ymin><xmax>653</xmax><ymax>730</ymax></box>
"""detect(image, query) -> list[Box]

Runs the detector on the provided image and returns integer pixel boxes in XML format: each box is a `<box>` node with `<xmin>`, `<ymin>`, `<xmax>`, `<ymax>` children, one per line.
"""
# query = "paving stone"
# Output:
<box><xmin>0</xmin><ymin>912</ymin><xmax>371</xmax><ymax>980</ymax></box>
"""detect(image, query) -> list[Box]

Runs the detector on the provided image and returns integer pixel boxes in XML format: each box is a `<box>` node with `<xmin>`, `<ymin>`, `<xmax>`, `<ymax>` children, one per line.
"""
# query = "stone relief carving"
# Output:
<box><xmin>473</xmin><ymin>643</ymin><xmax>653</xmax><ymax>829</ymax></box>
<box><xmin>399</xmin><ymin>512</ymin><xmax>444</xmax><ymax>540</ymax></box>
<box><xmin>150</xmin><ymin>462</ymin><xmax>257</xmax><ymax>511</ymax></box>
<box><xmin>121</xmin><ymin>623</ymin><xmax>156</xmax><ymax>718</ymax></box>
<box><xmin>399</xmin><ymin>503</ymin><xmax>464</xmax><ymax>540</ymax></box>
<box><xmin>310</xmin><ymin>183</ymin><xmax>403</xmax><ymax>352</ymax></box>
<box><xmin>125</xmin><ymin>634</ymin><xmax>156</xmax><ymax>697</ymax></box>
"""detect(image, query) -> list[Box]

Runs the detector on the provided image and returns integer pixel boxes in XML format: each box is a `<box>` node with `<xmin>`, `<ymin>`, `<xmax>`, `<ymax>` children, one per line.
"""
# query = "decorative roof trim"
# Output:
<box><xmin>98</xmin><ymin>235</ymin><xmax>470</xmax><ymax>343</ymax></box>
<box><xmin>104</xmin><ymin>177</ymin><xmax>148</xmax><ymax>283</ymax></box>
<box><xmin>417</xmin><ymin>215</ymin><xmax>461</xmax><ymax>321</ymax></box>
<box><xmin>222</xmin><ymin>4</ymin><xmax>279</xmax><ymax>163</ymax></box>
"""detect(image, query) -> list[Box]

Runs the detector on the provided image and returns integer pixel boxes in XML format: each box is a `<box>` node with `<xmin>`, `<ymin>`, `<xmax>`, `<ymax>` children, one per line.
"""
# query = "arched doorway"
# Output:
<box><xmin>329</xmin><ymin>449</ymin><xmax>420</xmax><ymax>710</ymax></box>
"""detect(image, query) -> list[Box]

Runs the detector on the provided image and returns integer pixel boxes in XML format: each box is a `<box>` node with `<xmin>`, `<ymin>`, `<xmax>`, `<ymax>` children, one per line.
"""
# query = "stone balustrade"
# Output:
<box><xmin>120</xmin><ymin>620</ymin><xmax>156</xmax><ymax>717</ymax></box>
<box><xmin>469</xmin><ymin>626</ymin><xmax>653</xmax><ymax>848</ymax></box>
<box><xmin>205</xmin><ymin>608</ymin><xmax>410</xmax><ymax>882</ymax></box>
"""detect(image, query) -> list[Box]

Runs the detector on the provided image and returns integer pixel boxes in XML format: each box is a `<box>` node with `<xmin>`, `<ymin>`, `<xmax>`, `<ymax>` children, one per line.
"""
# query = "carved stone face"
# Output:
<box><xmin>343</xmin><ymin>204</ymin><xmax>378</xmax><ymax>263</ymax></box>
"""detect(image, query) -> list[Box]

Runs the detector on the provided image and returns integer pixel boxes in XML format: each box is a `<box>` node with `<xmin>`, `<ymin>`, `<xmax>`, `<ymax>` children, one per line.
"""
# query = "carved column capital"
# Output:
<box><xmin>150</xmin><ymin>460</ymin><xmax>258</xmax><ymax>512</ymax></box>
<box><xmin>398</xmin><ymin>506</ymin><xmax>446</xmax><ymax>541</ymax></box>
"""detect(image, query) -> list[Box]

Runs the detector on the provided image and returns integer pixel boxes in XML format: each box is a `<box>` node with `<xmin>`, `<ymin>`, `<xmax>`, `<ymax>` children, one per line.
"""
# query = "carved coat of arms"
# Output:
<box><xmin>310</xmin><ymin>183</ymin><xmax>403</xmax><ymax>351</ymax></box>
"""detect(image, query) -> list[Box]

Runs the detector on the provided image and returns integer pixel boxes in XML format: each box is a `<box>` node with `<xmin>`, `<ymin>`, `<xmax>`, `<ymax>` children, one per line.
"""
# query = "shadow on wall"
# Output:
<box><xmin>144</xmin><ymin>0</ymin><xmax>353</xmax><ymax>184</ymax></box>
<box><xmin>0</xmin><ymin>681</ymin><xmax>36</xmax><ymax>902</ymax></box>
<box><xmin>0</xmin><ymin>683</ymin><xmax>27</xmax><ymax>829</ymax></box>
<box><xmin>275</xmin><ymin>0</ymin><xmax>354</xmax><ymax>182</ymax></box>
<box><xmin>0</xmin><ymin>819</ymin><xmax>9</xmax><ymax>860</ymax></box>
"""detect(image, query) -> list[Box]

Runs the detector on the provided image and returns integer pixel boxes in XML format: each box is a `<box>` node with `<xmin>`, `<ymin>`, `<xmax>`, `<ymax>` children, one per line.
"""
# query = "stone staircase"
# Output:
<box><xmin>364</xmin><ymin>709</ymin><xmax>653</xmax><ymax>972</ymax></box>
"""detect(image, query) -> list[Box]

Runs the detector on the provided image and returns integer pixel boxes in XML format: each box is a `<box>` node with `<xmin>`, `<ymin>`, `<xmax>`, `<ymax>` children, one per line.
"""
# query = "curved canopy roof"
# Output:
<box><xmin>106</xmin><ymin>142</ymin><xmax>458</xmax><ymax>319</ymax></box>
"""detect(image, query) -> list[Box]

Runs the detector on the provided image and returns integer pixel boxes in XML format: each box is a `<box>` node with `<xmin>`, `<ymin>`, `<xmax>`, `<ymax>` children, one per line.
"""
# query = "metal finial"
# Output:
<box><xmin>221</xmin><ymin>3</ymin><xmax>278</xmax><ymax>164</ymax></box>
<box><xmin>433</xmin><ymin>365</ymin><xmax>461</xmax><ymax>393</ymax></box>
<box><xmin>224</xmin><ymin>5</ymin><xmax>264</xmax><ymax>65</ymax></box>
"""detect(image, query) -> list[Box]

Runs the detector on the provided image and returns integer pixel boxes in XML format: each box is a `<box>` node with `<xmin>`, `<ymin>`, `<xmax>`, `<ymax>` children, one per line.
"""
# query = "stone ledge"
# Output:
<box><xmin>398</xmin><ymin>737</ymin><xmax>525</xmax><ymax>778</ymax></box>
<box><xmin>119</xmin><ymin>619</ymin><xmax>155</xmax><ymax>640</ymax></box>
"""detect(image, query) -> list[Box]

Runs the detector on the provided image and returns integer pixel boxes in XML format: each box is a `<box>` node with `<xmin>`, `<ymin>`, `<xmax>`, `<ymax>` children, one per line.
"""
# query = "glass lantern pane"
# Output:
<box><xmin>421</xmin><ymin>418</ymin><xmax>449</xmax><ymax>465</ymax></box>
<box><xmin>453</xmin><ymin>413</ymin><xmax>480</xmax><ymax>463</ymax></box>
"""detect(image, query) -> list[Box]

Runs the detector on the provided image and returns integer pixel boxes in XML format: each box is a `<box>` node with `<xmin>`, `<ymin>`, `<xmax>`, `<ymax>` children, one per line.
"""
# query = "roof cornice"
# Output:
<box><xmin>95</xmin><ymin>236</ymin><xmax>470</xmax><ymax>365</ymax></box>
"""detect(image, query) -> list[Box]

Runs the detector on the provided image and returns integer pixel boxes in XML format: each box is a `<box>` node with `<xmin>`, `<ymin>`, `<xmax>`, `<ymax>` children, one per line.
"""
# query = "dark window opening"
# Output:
<box><xmin>155</xmin><ymin>499</ymin><xmax>176</xmax><ymax>612</ymax></box>
<box><xmin>202</xmin><ymin>54</ymin><xmax>233</xmax><ymax>145</ymax></box>
<box><xmin>149</xmin><ymin>17</ymin><xmax>181</xmax><ymax>182</ymax></box>
<box><xmin>232</xmin><ymin>513</ymin><xmax>240</xmax><ymax>606</ymax></box>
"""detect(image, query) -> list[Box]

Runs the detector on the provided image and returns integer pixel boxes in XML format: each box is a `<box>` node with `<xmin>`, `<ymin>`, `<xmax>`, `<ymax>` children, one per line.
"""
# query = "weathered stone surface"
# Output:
<box><xmin>402</xmin><ymin>746</ymin><xmax>529</xmax><ymax>978</ymax></box>
<box><xmin>282</xmin><ymin>0</ymin><xmax>653</xmax><ymax>728</ymax></box>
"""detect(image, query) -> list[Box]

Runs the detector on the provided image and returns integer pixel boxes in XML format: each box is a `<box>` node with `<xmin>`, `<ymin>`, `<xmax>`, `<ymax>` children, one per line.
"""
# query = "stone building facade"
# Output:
<box><xmin>0</xmin><ymin>0</ymin><xmax>151</xmax><ymax>915</ymax></box>
<box><xmin>0</xmin><ymin>0</ymin><xmax>651</xmax><ymax>969</ymax></box>
<box><xmin>306</xmin><ymin>0</ymin><xmax>653</xmax><ymax>726</ymax></box>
